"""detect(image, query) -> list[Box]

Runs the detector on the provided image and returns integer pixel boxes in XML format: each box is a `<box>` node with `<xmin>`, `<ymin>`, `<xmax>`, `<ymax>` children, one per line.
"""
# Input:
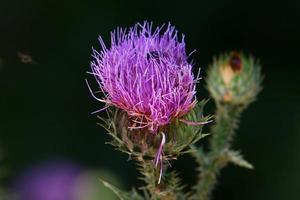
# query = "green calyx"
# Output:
<box><xmin>98</xmin><ymin>100</ymin><xmax>211</xmax><ymax>162</ymax></box>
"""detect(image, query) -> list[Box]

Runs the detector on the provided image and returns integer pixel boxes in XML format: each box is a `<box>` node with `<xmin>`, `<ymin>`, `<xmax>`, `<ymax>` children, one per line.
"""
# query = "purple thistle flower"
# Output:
<box><xmin>89</xmin><ymin>21</ymin><xmax>199</xmax><ymax>132</ymax></box>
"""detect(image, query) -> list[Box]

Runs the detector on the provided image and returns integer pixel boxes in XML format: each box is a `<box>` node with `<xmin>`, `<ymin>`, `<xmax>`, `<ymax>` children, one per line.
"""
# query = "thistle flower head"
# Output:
<box><xmin>90</xmin><ymin>21</ymin><xmax>198</xmax><ymax>132</ymax></box>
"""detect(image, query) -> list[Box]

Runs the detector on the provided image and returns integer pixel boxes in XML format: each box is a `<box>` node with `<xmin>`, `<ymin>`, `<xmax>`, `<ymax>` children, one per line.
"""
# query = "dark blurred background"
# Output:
<box><xmin>0</xmin><ymin>0</ymin><xmax>299</xmax><ymax>199</ymax></box>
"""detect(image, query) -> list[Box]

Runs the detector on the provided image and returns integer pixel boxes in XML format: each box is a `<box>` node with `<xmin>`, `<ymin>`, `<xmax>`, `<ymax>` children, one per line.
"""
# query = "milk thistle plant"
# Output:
<box><xmin>87</xmin><ymin>21</ymin><xmax>262</xmax><ymax>200</ymax></box>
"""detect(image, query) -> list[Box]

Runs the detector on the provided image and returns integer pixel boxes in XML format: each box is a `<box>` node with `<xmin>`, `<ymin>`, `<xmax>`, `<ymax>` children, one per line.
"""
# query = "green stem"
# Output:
<box><xmin>136</xmin><ymin>156</ymin><xmax>175</xmax><ymax>200</ymax></box>
<box><xmin>192</xmin><ymin>104</ymin><xmax>243</xmax><ymax>200</ymax></box>
<box><xmin>210</xmin><ymin>104</ymin><xmax>242</xmax><ymax>151</ymax></box>
<box><xmin>136</xmin><ymin>156</ymin><xmax>157</xmax><ymax>196</ymax></box>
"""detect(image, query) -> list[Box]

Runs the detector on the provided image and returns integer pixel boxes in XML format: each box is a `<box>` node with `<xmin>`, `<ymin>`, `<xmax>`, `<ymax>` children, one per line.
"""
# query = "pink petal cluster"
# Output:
<box><xmin>90</xmin><ymin>21</ymin><xmax>199</xmax><ymax>132</ymax></box>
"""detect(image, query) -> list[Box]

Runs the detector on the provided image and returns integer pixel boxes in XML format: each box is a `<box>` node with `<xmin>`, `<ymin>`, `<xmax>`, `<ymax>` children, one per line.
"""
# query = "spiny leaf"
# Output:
<box><xmin>201</xmin><ymin>133</ymin><xmax>211</xmax><ymax>139</ymax></box>
<box><xmin>226</xmin><ymin>150</ymin><xmax>254</xmax><ymax>169</ymax></box>
<box><xmin>99</xmin><ymin>178</ymin><xmax>143</xmax><ymax>200</ymax></box>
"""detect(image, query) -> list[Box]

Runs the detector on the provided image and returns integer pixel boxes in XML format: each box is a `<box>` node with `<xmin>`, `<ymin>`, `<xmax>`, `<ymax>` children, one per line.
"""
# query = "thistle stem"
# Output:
<box><xmin>136</xmin><ymin>156</ymin><xmax>173</xmax><ymax>200</ymax></box>
<box><xmin>192</xmin><ymin>104</ymin><xmax>243</xmax><ymax>200</ymax></box>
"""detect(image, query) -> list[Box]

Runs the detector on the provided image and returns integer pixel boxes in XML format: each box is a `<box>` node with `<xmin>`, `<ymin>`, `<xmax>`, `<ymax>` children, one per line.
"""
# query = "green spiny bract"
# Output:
<box><xmin>98</xmin><ymin>100</ymin><xmax>211</xmax><ymax>163</ymax></box>
<box><xmin>206</xmin><ymin>51</ymin><xmax>262</xmax><ymax>107</ymax></box>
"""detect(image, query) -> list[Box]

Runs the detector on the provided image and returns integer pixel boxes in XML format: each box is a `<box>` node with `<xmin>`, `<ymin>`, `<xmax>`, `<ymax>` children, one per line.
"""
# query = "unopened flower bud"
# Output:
<box><xmin>206</xmin><ymin>51</ymin><xmax>262</xmax><ymax>106</ymax></box>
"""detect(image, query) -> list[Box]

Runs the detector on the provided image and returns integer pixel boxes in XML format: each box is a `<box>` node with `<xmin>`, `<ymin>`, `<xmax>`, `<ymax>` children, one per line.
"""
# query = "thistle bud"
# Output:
<box><xmin>206</xmin><ymin>51</ymin><xmax>262</xmax><ymax>106</ymax></box>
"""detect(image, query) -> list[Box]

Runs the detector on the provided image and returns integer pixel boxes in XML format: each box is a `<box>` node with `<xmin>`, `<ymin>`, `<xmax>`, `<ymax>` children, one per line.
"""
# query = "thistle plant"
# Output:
<box><xmin>87</xmin><ymin>22</ymin><xmax>262</xmax><ymax>200</ymax></box>
<box><xmin>191</xmin><ymin>51</ymin><xmax>262</xmax><ymax>200</ymax></box>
